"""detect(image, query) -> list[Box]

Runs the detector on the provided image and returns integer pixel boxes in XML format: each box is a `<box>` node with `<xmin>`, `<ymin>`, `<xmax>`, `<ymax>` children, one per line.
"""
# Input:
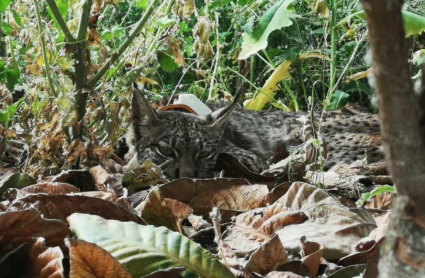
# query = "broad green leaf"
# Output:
<box><xmin>0</xmin><ymin>22</ymin><xmax>12</xmax><ymax>35</ymax></box>
<box><xmin>12</xmin><ymin>10</ymin><xmax>22</xmax><ymax>27</ymax></box>
<box><xmin>159</xmin><ymin>51</ymin><xmax>179</xmax><ymax>72</ymax></box>
<box><xmin>245</xmin><ymin>52</ymin><xmax>330</xmax><ymax>110</ymax></box>
<box><xmin>403</xmin><ymin>10</ymin><xmax>425</xmax><ymax>37</ymax></box>
<box><xmin>0</xmin><ymin>0</ymin><xmax>12</xmax><ymax>12</ymax></box>
<box><xmin>238</xmin><ymin>0</ymin><xmax>296</xmax><ymax>60</ymax></box>
<box><xmin>326</xmin><ymin>90</ymin><xmax>349</xmax><ymax>110</ymax></box>
<box><xmin>68</xmin><ymin>213</ymin><xmax>235</xmax><ymax>278</ymax></box>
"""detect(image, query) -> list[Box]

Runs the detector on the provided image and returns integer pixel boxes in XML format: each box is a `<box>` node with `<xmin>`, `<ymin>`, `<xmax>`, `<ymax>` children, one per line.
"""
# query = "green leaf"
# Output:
<box><xmin>0</xmin><ymin>22</ymin><xmax>12</xmax><ymax>36</ymax></box>
<box><xmin>326</xmin><ymin>90</ymin><xmax>349</xmax><ymax>110</ymax></box>
<box><xmin>0</xmin><ymin>98</ymin><xmax>24</xmax><ymax>129</ymax></box>
<box><xmin>55</xmin><ymin>0</ymin><xmax>68</xmax><ymax>18</ymax></box>
<box><xmin>159</xmin><ymin>51</ymin><xmax>179</xmax><ymax>72</ymax></box>
<box><xmin>111</xmin><ymin>26</ymin><xmax>125</xmax><ymax>38</ymax></box>
<box><xmin>356</xmin><ymin>185</ymin><xmax>394</xmax><ymax>207</ymax></box>
<box><xmin>283</xmin><ymin>47</ymin><xmax>300</xmax><ymax>61</ymax></box>
<box><xmin>0</xmin><ymin>0</ymin><xmax>12</xmax><ymax>12</ymax></box>
<box><xmin>46</xmin><ymin>0</ymin><xmax>68</xmax><ymax>40</ymax></box>
<box><xmin>402</xmin><ymin>10</ymin><xmax>425</xmax><ymax>37</ymax></box>
<box><xmin>68</xmin><ymin>213</ymin><xmax>235</xmax><ymax>278</ymax></box>
<box><xmin>0</xmin><ymin>62</ymin><xmax>20</xmax><ymax>91</ymax></box>
<box><xmin>238</xmin><ymin>0</ymin><xmax>296</xmax><ymax>60</ymax></box>
<box><xmin>12</xmin><ymin>10</ymin><xmax>22</xmax><ymax>27</ymax></box>
<box><xmin>102</xmin><ymin>30</ymin><xmax>113</xmax><ymax>40</ymax></box>
<box><xmin>136</xmin><ymin>0</ymin><xmax>148</xmax><ymax>10</ymax></box>
<box><xmin>210</xmin><ymin>0</ymin><xmax>232</xmax><ymax>9</ymax></box>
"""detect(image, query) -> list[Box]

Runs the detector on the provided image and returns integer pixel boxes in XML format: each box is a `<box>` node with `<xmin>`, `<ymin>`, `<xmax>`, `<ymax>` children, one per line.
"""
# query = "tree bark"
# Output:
<box><xmin>361</xmin><ymin>0</ymin><xmax>425</xmax><ymax>277</ymax></box>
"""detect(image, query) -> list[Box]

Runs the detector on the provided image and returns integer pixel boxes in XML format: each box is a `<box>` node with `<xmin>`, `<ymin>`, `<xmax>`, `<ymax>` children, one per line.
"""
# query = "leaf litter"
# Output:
<box><xmin>0</xmin><ymin>111</ymin><xmax>392</xmax><ymax>278</ymax></box>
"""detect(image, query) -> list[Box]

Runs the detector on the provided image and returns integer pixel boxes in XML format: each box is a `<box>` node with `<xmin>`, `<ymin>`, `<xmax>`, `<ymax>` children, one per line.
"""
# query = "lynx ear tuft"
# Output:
<box><xmin>208</xmin><ymin>83</ymin><xmax>245</xmax><ymax>128</ymax></box>
<box><xmin>131</xmin><ymin>85</ymin><xmax>160</xmax><ymax>128</ymax></box>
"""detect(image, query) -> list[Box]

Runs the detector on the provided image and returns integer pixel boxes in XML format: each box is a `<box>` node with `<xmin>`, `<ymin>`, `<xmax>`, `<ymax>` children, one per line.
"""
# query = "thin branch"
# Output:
<box><xmin>87</xmin><ymin>0</ymin><xmax>160</xmax><ymax>88</ymax></box>
<box><xmin>45</xmin><ymin>0</ymin><xmax>76</xmax><ymax>42</ymax></box>
<box><xmin>33</xmin><ymin>0</ymin><xmax>57</xmax><ymax>97</ymax></box>
<box><xmin>77</xmin><ymin>0</ymin><xmax>91</xmax><ymax>41</ymax></box>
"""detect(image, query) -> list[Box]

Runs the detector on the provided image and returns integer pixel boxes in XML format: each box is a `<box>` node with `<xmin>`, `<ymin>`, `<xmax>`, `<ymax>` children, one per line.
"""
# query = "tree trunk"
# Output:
<box><xmin>361</xmin><ymin>0</ymin><xmax>425</xmax><ymax>277</ymax></box>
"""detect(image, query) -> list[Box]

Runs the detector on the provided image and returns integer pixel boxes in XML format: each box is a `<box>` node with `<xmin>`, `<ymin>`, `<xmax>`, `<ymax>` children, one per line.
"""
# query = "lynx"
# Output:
<box><xmin>128</xmin><ymin>87</ymin><xmax>383</xmax><ymax>179</ymax></box>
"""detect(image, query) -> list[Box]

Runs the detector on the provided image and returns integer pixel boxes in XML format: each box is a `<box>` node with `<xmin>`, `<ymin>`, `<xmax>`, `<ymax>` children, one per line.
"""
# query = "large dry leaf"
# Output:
<box><xmin>275</xmin><ymin>182</ymin><xmax>376</xmax><ymax>260</ymax></box>
<box><xmin>6</xmin><ymin>194</ymin><xmax>145</xmax><ymax>225</ymax></box>
<box><xmin>89</xmin><ymin>165</ymin><xmax>124</xmax><ymax>196</ymax></box>
<box><xmin>189</xmin><ymin>184</ymin><xmax>271</xmax><ymax>220</ymax></box>
<box><xmin>364</xmin><ymin>192</ymin><xmax>393</xmax><ymax>210</ymax></box>
<box><xmin>28</xmin><ymin>237</ymin><xmax>64</xmax><ymax>278</ymax></box>
<box><xmin>223</xmin><ymin>203</ymin><xmax>308</xmax><ymax>251</ymax></box>
<box><xmin>68</xmin><ymin>213</ymin><xmax>235</xmax><ymax>278</ymax></box>
<box><xmin>338</xmin><ymin>237</ymin><xmax>384</xmax><ymax>267</ymax></box>
<box><xmin>245</xmin><ymin>234</ymin><xmax>288</xmax><ymax>274</ymax></box>
<box><xmin>136</xmin><ymin>187</ymin><xmax>185</xmax><ymax>234</ymax></box>
<box><xmin>160</xmin><ymin>177</ymin><xmax>249</xmax><ymax>203</ymax></box>
<box><xmin>3</xmin><ymin>182</ymin><xmax>79</xmax><ymax>202</ymax></box>
<box><xmin>300</xmin><ymin>236</ymin><xmax>324</xmax><ymax>277</ymax></box>
<box><xmin>165</xmin><ymin>198</ymin><xmax>193</xmax><ymax>220</ymax></box>
<box><xmin>0</xmin><ymin>209</ymin><xmax>70</xmax><ymax>253</ymax></box>
<box><xmin>66</xmin><ymin>238</ymin><xmax>131</xmax><ymax>278</ymax></box>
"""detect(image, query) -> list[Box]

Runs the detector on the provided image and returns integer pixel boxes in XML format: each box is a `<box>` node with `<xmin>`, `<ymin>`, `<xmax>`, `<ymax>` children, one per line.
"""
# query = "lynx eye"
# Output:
<box><xmin>197</xmin><ymin>150</ymin><xmax>213</xmax><ymax>160</ymax></box>
<box><xmin>156</xmin><ymin>145</ymin><xmax>174</xmax><ymax>157</ymax></box>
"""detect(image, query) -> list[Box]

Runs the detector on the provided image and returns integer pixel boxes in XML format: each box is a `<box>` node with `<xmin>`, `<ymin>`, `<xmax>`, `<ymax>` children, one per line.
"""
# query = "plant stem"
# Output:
<box><xmin>325</xmin><ymin>0</ymin><xmax>338</xmax><ymax>108</ymax></box>
<box><xmin>88</xmin><ymin>0</ymin><xmax>160</xmax><ymax>88</ymax></box>
<box><xmin>45</xmin><ymin>0</ymin><xmax>76</xmax><ymax>42</ymax></box>
<box><xmin>74</xmin><ymin>0</ymin><xmax>91</xmax><ymax>92</ymax></box>
<box><xmin>33</xmin><ymin>0</ymin><xmax>57</xmax><ymax>97</ymax></box>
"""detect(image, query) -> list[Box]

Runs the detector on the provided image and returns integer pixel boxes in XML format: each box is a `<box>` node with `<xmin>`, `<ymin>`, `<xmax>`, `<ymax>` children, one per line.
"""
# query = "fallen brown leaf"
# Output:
<box><xmin>7</xmin><ymin>194</ymin><xmax>145</xmax><ymax>225</ymax></box>
<box><xmin>66</xmin><ymin>238</ymin><xmax>131</xmax><ymax>278</ymax></box>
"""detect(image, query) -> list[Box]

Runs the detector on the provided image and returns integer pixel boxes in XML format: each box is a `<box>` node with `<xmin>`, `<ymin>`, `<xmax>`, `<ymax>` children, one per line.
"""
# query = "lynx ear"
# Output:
<box><xmin>131</xmin><ymin>85</ymin><xmax>160</xmax><ymax>127</ymax></box>
<box><xmin>208</xmin><ymin>83</ymin><xmax>245</xmax><ymax>128</ymax></box>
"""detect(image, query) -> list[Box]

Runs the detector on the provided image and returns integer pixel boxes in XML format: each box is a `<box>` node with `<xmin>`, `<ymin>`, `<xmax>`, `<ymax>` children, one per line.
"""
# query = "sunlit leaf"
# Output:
<box><xmin>244</xmin><ymin>53</ymin><xmax>330</xmax><ymax>110</ymax></box>
<box><xmin>66</xmin><ymin>238</ymin><xmax>131</xmax><ymax>278</ymax></box>
<box><xmin>0</xmin><ymin>0</ymin><xmax>12</xmax><ymax>12</ymax></box>
<box><xmin>68</xmin><ymin>213</ymin><xmax>235</xmax><ymax>278</ymax></box>
<box><xmin>402</xmin><ymin>10</ymin><xmax>425</xmax><ymax>37</ymax></box>
<box><xmin>136</xmin><ymin>0</ymin><xmax>148</xmax><ymax>9</ymax></box>
<box><xmin>238</xmin><ymin>0</ymin><xmax>296</xmax><ymax>60</ymax></box>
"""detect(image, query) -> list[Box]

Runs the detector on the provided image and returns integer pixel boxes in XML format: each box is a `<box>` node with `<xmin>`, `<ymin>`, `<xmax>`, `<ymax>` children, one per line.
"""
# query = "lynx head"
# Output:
<box><xmin>130</xmin><ymin>87</ymin><xmax>238</xmax><ymax>179</ymax></box>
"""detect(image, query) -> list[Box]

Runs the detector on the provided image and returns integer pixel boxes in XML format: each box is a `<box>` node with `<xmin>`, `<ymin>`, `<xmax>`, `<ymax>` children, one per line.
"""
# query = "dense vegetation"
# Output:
<box><xmin>1</xmin><ymin>0</ymin><xmax>425</xmax><ymax>174</ymax></box>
